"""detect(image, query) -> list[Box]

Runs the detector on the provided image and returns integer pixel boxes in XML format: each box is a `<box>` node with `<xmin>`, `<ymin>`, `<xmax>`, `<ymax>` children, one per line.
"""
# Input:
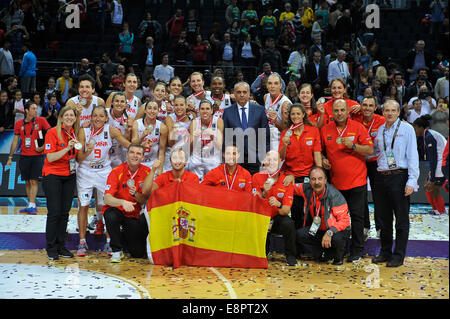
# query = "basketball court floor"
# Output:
<box><xmin>0</xmin><ymin>199</ymin><xmax>448</xmax><ymax>300</ymax></box>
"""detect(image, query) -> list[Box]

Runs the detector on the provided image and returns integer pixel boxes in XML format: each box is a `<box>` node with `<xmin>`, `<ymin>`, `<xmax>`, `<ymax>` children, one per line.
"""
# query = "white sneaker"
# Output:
<box><xmin>87</xmin><ymin>215</ymin><xmax>98</xmax><ymax>231</ymax></box>
<box><xmin>110</xmin><ymin>251</ymin><xmax>124</xmax><ymax>263</ymax></box>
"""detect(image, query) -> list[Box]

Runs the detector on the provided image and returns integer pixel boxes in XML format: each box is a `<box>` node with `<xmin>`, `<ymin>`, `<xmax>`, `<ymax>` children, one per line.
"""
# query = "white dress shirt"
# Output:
<box><xmin>374</xmin><ymin>118</ymin><xmax>420</xmax><ymax>188</ymax></box>
<box><xmin>327</xmin><ymin>59</ymin><xmax>350</xmax><ymax>83</ymax></box>
<box><xmin>237</xmin><ymin>102</ymin><xmax>250</xmax><ymax>126</ymax></box>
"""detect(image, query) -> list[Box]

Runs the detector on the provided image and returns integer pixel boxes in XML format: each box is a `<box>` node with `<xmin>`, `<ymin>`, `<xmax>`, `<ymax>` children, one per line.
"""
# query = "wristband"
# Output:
<box><xmin>278</xmin><ymin>202</ymin><xmax>283</xmax><ymax>209</ymax></box>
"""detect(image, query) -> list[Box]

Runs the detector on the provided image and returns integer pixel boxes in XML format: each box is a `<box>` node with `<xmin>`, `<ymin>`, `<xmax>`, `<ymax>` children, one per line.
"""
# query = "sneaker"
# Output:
<box><xmin>347</xmin><ymin>255</ymin><xmax>362</xmax><ymax>263</ymax></box>
<box><xmin>286</xmin><ymin>255</ymin><xmax>297</xmax><ymax>266</ymax></box>
<box><xmin>58</xmin><ymin>247</ymin><xmax>74</xmax><ymax>258</ymax></box>
<box><xmin>94</xmin><ymin>220</ymin><xmax>105</xmax><ymax>235</ymax></box>
<box><xmin>110</xmin><ymin>251</ymin><xmax>124</xmax><ymax>263</ymax></box>
<box><xmin>103</xmin><ymin>242</ymin><xmax>113</xmax><ymax>256</ymax></box>
<box><xmin>76</xmin><ymin>242</ymin><xmax>88</xmax><ymax>257</ymax></box>
<box><xmin>19</xmin><ymin>207</ymin><xmax>30</xmax><ymax>213</ymax></box>
<box><xmin>47</xmin><ymin>251</ymin><xmax>59</xmax><ymax>260</ymax></box>
<box><xmin>27</xmin><ymin>207</ymin><xmax>38</xmax><ymax>215</ymax></box>
<box><xmin>87</xmin><ymin>215</ymin><xmax>98</xmax><ymax>231</ymax></box>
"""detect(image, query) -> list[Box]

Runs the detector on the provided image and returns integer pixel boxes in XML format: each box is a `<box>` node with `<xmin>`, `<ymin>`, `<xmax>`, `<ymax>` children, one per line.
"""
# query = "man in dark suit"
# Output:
<box><xmin>139</xmin><ymin>36</ymin><xmax>160</xmax><ymax>85</ymax></box>
<box><xmin>304</xmin><ymin>50</ymin><xmax>328</xmax><ymax>98</ymax></box>
<box><xmin>222</xmin><ymin>81</ymin><xmax>271</xmax><ymax>175</ymax></box>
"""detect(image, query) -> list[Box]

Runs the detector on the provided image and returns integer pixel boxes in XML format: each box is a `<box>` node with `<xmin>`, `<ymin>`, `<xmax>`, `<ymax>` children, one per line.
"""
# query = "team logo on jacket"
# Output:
<box><xmin>173</xmin><ymin>207</ymin><xmax>196</xmax><ymax>242</ymax></box>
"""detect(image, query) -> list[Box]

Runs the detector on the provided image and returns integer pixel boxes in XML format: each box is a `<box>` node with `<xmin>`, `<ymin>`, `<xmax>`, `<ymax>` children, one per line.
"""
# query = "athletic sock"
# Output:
<box><xmin>96</xmin><ymin>210</ymin><xmax>103</xmax><ymax>222</ymax></box>
<box><xmin>80</xmin><ymin>238</ymin><xmax>86</xmax><ymax>245</ymax></box>
<box><xmin>434</xmin><ymin>196</ymin><xmax>447</xmax><ymax>214</ymax></box>
<box><xmin>425</xmin><ymin>192</ymin><xmax>436</xmax><ymax>210</ymax></box>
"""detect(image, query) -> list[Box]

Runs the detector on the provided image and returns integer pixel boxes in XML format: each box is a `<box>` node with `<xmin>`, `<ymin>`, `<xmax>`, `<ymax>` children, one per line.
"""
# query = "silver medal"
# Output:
<box><xmin>317</xmin><ymin>97</ymin><xmax>325</xmax><ymax>104</ymax></box>
<box><xmin>336</xmin><ymin>137</ymin><xmax>342</xmax><ymax>144</ymax></box>
<box><xmin>169</xmin><ymin>94</ymin><xmax>174</xmax><ymax>101</ymax></box>
<box><xmin>313</xmin><ymin>216</ymin><xmax>321</xmax><ymax>224</ymax></box>
<box><xmin>286</xmin><ymin>129</ymin><xmax>293</xmax><ymax>137</ymax></box>
<box><xmin>173</xmin><ymin>122</ymin><xmax>180</xmax><ymax>130</ymax></box>
<box><xmin>266</xmin><ymin>177</ymin><xmax>275</xmax><ymax>187</ymax></box>
<box><xmin>127</xmin><ymin>179</ymin><xmax>135</xmax><ymax>188</ymax></box>
<box><xmin>268</xmin><ymin>106</ymin><xmax>274</xmax><ymax>113</ymax></box>
<box><xmin>74</xmin><ymin>142</ymin><xmax>82</xmax><ymax>150</ymax></box>
<box><xmin>79</xmin><ymin>98</ymin><xmax>87</xmax><ymax>106</ymax></box>
<box><xmin>161</xmin><ymin>104</ymin><xmax>166</xmax><ymax>112</ymax></box>
<box><xmin>148</xmin><ymin>124</ymin><xmax>154</xmax><ymax>132</ymax></box>
<box><xmin>88</xmin><ymin>138</ymin><xmax>96</xmax><ymax>146</ymax></box>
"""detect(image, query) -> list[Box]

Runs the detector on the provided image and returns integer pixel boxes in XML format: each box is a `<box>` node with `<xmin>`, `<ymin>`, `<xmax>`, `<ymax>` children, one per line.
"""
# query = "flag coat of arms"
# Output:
<box><xmin>145</xmin><ymin>181</ymin><xmax>272</xmax><ymax>268</ymax></box>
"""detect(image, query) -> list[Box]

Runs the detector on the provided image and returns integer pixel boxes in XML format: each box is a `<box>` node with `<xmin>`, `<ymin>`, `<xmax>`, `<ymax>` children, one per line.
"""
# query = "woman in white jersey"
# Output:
<box><xmin>105</xmin><ymin>73</ymin><xmax>141</xmax><ymax>120</ymax></box>
<box><xmin>264</xmin><ymin>73</ymin><xmax>291</xmax><ymax>150</ymax></box>
<box><xmin>163</xmin><ymin>96</ymin><xmax>193</xmax><ymax>172</ymax></box>
<box><xmin>210</xmin><ymin>76</ymin><xmax>232</xmax><ymax>119</ymax></box>
<box><xmin>188</xmin><ymin>100</ymin><xmax>223</xmax><ymax>181</ymax></box>
<box><xmin>135</xmin><ymin>81</ymin><xmax>172</xmax><ymax>122</ymax></box>
<box><xmin>75</xmin><ymin>106</ymin><xmax>131</xmax><ymax>257</ymax></box>
<box><xmin>66</xmin><ymin>74</ymin><xmax>105</xmax><ymax>128</ymax></box>
<box><xmin>186</xmin><ymin>72</ymin><xmax>214</xmax><ymax>117</ymax></box>
<box><xmin>108</xmin><ymin>92</ymin><xmax>132</xmax><ymax>167</ymax></box>
<box><xmin>166</xmin><ymin>76</ymin><xmax>184</xmax><ymax>111</ymax></box>
<box><xmin>132</xmin><ymin>101</ymin><xmax>168</xmax><ymax>176</ymax></box>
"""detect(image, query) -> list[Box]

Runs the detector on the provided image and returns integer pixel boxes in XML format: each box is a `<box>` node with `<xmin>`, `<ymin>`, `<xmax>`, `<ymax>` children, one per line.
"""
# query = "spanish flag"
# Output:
<box><xmin>145</xmin><ymin>182</ymin><xmax>271</xmax><ymax>269</ymax></box>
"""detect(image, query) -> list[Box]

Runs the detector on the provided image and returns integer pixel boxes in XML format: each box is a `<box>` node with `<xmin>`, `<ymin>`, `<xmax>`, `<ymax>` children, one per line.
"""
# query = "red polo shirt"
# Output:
<box><xmin>201</xmin><ymin>164</ymin><xmax>252</xmax><ymax>192</ymax></box>
<box><xmin>252</xmin><ymin>172</ymin><xmax>294</xmax><ymax>218</ymax></box>
<box><xmin>154</xmin><ymin>169</ymin><xmax>199</xmax><ymax>188</ymax></box>
<box><xmin>323</xmin><ymin>98</ymin><xmax>361</xmax><ymax>125</ymax></box>
<box><xmin>320</xmin><ymin>119</ymin><xmax>373</xmax><ymax>190</ymax></box>
<box><xmin>14</xmin><ymin>117</ymin><xmax>51</xmax><ymax>156</ymax></box>
<box><xmin>42</xmin><ymin>126</ymin><xmax>78</xmax><ymax>176</ymax></box>
<box><xmin>353</xmin><ymin>113</ymin><xmax>386</xmax><ymax>162</ymax></box>
<box><xmin>102</xmin><ymin>162</ymin><xmax>151</xmax><ymax>219</ymax></box>
<box><xmin>279</xmin><ymin>124</ymin><xmax>322</xmax><ymax>177</ymax></box>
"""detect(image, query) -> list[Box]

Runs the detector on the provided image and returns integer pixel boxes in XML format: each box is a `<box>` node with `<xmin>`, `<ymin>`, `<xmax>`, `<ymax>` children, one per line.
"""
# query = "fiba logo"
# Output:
<box><xmin>365</xmin><ymin>4</ymin><xmax>380</xmax><ymax>29</ymax></box>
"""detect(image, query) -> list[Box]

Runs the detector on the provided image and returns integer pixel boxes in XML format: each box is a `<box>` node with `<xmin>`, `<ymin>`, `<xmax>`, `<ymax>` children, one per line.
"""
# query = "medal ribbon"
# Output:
<box><xmin>193</xmin><ymin>90</ymin><xmax>205</xmax><ymax>98</ymax></box>
<box><xmin>224</xmin><ymin>165</ymin><xmax>239</xmax><ymax>190</ymax></box>
<box><xmin>89</xmin><ymin>125</ymin><xmax>104</xmax><ymax>141</ymax></box>
<box><xmin>270</xmin><ymin>93</ymin><xmax>282</xmax><ymax>107</ymax></box>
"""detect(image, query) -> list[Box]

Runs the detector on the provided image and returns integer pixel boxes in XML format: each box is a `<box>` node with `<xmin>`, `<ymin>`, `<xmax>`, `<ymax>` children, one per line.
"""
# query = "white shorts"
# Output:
<box><xmin>76</xmin><ymin>167</ymin><xmax>111</xmax><ymax>207</ymax></box>
<box><xmin>269</xmin><ymin>126</ymin><xmax>280</xmax><ymax>151</ymax></box>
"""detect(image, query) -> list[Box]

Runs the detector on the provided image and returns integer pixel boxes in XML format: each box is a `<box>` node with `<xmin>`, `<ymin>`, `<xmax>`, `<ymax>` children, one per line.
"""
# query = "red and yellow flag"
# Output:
<box><xmin>145</xmin><ymin>182</ymin><xmax>271</xmax><ymax>269</ymax></box>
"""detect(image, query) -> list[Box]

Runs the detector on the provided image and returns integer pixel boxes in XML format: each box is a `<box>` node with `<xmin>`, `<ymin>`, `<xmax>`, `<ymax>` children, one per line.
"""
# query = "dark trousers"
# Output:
<box><xmin>340</xmin><ymin>184</ymin><xmax>367</xmax><ymax>257</ymax></box>
<box><xmin>296</xmin><ymin>227</ymin><xmax>350</xmax><ymax>259</ymax></box>
<box><xmin>372</xmin><ymin>170</ymin><xmax>410</xmax><ymax>262</ymax></box>
<box><xmin>365</xmin><ymin>160</ymin><xmax>382</xmax><ymax>230</ymax></box>
<box><xmin>104</xmin><ymin>207</ymin><xmax>149</xmax><ymax>258</ymax></box>
<box><xmin>43</xmin><ymin>174</ymin><xmax>77</xmax><ymax>254</ymax></box>
<box><xmin>290</xmin><ymin>176</ymin><xmax>307</xmax><ymax>230</ymax></box>
<box><xmin>270</xmin><ymin>214</ymin><xmax>297</xmax><ymax>258</ymax></box>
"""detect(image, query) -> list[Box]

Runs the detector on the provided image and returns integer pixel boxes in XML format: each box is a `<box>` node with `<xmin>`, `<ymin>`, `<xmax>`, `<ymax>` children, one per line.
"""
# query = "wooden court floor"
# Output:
<box><xmin>0</xmin><ymin>249</ymin><xmax>448</xmax><ymax>299</ymax></box>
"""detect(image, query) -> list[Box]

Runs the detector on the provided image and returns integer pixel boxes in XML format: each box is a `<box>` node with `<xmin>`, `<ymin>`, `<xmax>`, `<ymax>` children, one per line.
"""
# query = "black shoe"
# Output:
<box><xmin>386</xmin><ymin>259</ymin><xmax>403</xmax><ymax>267</ymax></box>
<box><xmin>347</xmin><ymin>255</ymin><xmax>362</xmax><ymax>262</ymax></box>
<box><xmin>372</xmin><ymin>255</ymin><xmax>390</xmax><ymax>264</ymax></box>
<box><xmin>47</xmin><ymin>251</ymin><xmax>59</xmax><ymax>260</ymax></box>
<box><xmin>318</xmin><ymin>251</ymin><xmax>333</xmax><ymax>263</ymax></box>
<box><xmin>332</xmin><ymin>258</ymin><xmax>344</xmax><ymax>265</ymax></box>
<box><xmin>58</xmin><ymin>247</ymin><xmax>74</xmax><ymax>258</ymax></box>
<box><xmin>286</xmin><ymin>255</ymin><xmax>297</xmax><ymax>266</ymax></box>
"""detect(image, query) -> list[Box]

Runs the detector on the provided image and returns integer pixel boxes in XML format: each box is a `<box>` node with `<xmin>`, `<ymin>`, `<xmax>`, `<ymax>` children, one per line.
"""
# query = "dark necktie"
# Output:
<box><xmin>241</xmin><ymin>107</ymin><xmax>248</xmax><ymax>130</ymax></box>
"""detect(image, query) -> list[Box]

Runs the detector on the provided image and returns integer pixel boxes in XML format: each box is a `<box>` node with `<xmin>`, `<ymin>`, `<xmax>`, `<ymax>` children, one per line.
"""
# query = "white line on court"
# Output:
<box><xmin>209</xmin><ymin>267</ymin><xmax>237</xmax><ymax>299</ymax></box>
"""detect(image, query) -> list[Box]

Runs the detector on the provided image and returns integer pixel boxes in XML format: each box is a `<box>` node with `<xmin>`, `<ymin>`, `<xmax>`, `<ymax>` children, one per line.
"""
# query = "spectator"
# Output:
<box><xmin>239</xmin><ymin>33</ymin><xmax>260</xmax><ymax>67</ymax></box>
<box><xmin>166</xmin><ymin>8</ymin><xmax>185</xmax><ymax>48</ymax></box>
<box><xmin>18</xmin><ymin>42</ymin><xmax>36</xmax><ymax>95</ymax></box>
<box><xmin>227</xmin><ymin>21</ymin><xmax>241</xmax><ymax>47</ymax></box>
<box><xmin>142</xmin><ymin>75</ymin><xmax>155</xmax><ymax>100</ymax></box>
<box><xmin>241</xmin><ymin>2</ymin><xmax>259</xmax><ymax>27</ymax></box>
<box><xmin>391</xmin><ymin>71</ymin><xmax>407</xmax><ymax>106</ymax></box>
<box><xmin>327</xmin><ymin>3</ymin><xmax>343</xmax><ymax>40</ymax></box>
<box><xmin>139</xmin><ymin>36</ymin><xmax>159</xmax><ymax>85</ymax></box>
<box><xmin>308</xmin><ymin>35</ymin><xmax>325</xmax><ymax>63</ymax></box>
<box><xmin>311</xmin><ymin>14</ymin><xmax>324</xmax><ymax>41</ymax></box>
<box><xmin>251</xmin><ymin>62</ymin><xmax>286</xmax><ymax>94</ymax></box>
<box><xmin>0</xmin><ymin>90</ymin><xmax>12</xmax><ymax>131</ymax></box>
<box><xmin>5</xmin><ymin>23</ymin><xmax>29</xmax><ymax>57</ymax></box>
<box><xmin>118</xmin><ymin>22</ymin><xmax>134</xmax><ymax>60</ymax></box>
<box><xmin>172</xmin><ymin>30</ymin><xmax>190</xmax><ymax>65</ymax></box>
<box><xmin>260</xmin><ymin>7</ymin><xmax>278</xmax><ymax>42</ymax></box>
<box><xmin>304</xmin><ymin>50</ymin><xmax>328</xmax><ymax>98</ymax></box>
<box><xmin>301</xmin><ymin>0</ymin><xmax>315</xmax><ymax>42</ymax></box>
<box><xmin>55</xmin><ymin>67</ymin><xmax>73</xmax><ymax>104</ymax></box>
<box><xmin>72</xmin><ymin>58</ymin><xmax>95</xmax><ymax>84</ymax></box>
<box><xmin>430</xmin><ymin>0</ymin><xmax>446</xmax><ymax>41</ymax></box>
<box><xmin>138</xmin><ymin>12</ymin><xmax>162</xmax><ymax>42</ymax></box>
<box><xmin>0</xmin><ymin>39</ymin><xmax>15</xmax><ymax>86</ymax></box>
<box><xmin>101</xmin><ymin>53</ymin><xmax>118</xmax><ymax>81</ymax></box>
<box><xmin>327</xmin><ymin>49</ymin><xmax>350</xmax><ymax>84</ymax></box>
<box><xmin>185</xmin><ymin>8</ymin><xmax>200</xmax><ymax>45</ymax></box>
<box><xmin>12</xmin><ymin>88</ymin><xmax>26</xmax><ymax>123</ymax></box>
<box><xmin>335</xmin><ymin>9</ymin><xmax>353</xmax><ymax>45</ymax></box>
<box><xmin>356</xmin><ymin>45</ymin><xmax>371</xmax><ymax>73</ymax></box>
<box><xmin>431</xmin><ymin>97</ymin><xmax>449</xmax><ymax>137</ymax></box>
<box><xmin>41</xmin><ymin>93</ymin><xmax>61</xmax><ymax>127</ymax></box>
<box><xmin>434</xmin><ymin>66</ymin><xmax>449</xmax><ymax>100</ymax></box>
<box><xmin>31</xmin><ymin>92</ymin><xmax>43</xmax><ymax>116</ymax></box>
<box><xmin>383</xmin><ymin>84</ymin><xmax>401</xmax><ymax>106</ymax></box>
<box><xmin>94</xmin><ymin>64</ymin><xmax>109</xmax><ymax>99</ymax></box>
<box><xmin>110</xmin><ymin>64</ymin><xmax>126</xmax><ymax>91</ymax></box>
<box><xmin>287</xmin><ymin>42</ymin><xmax>307</xmax><ymax>83</ymax></box>
<box><xmin>259</xmin><ymin>37</ymin><xmax>283</xmax><ymax>75</ymax></box>
<box><xmin>315</xmin><ymin>1</ymin><xmax>329</xmax><ymax>35</ymax></box>
<box><xmin>371</xmin><ymin>78</ymin><xmax>383</xmax><ymax>105</ymax></box>
<box><xmin>191</xmin><ymin>34</ymin><xmax>210</xmax><ymax>67</ymax></box>
<box><xmin>110</xmin><ymin>0</ymin><xmax>124</xmax><ymax>32</ymax></box>
<box><xmin>406</xmin><ymin>75</ymin><xmax>433</xmax><ymax>101</ymax></box>
<box><xmin>153</xmin><ymin>53</ymin><xmax>174</xmax><ymax>83</ymax></box>
<box><xmin>225</xmin><ymin>0</ymin><xmax>240</xmax><ymax>26</ymax></box>
<box><xmin>279</xmin><ymin>2</ymin><xmax>295</xmax><ymax>23</ymax></box>
<box><xmin>405</xmin><ymin>98</ymin><xmax>426</xmax><ymax>123</ymax></box>
<box><xmin>208</xmin><ymin>22</ymin><xmax>223</xmax><ymax>65</ymax></box>
<box><xmin>404</xmin><ymin>40</ymin><xmax>433</xmax><ymax>83</ymax></box>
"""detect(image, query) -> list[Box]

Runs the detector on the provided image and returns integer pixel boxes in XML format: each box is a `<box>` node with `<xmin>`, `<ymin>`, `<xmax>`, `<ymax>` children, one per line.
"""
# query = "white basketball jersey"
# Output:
<box><xmin>137</xmin><ymin>118</ymin><xmax>161</xmax><ymax>167</ymax></box>
<box><xmin>157</xmin><ymin>100</ymin><xmax>170</xmax><ymax>122</ymax></box>
<box><xmin>264</xmin><ymin>94</ymin><xmax>291</xmax><ymax>128</ymax></box>
<box><xmin>212</xmin><ymin>93</ymin><xmax>232</xmax><ymax>119</ymax></box>
<box><xmin>187</xmin><ymin>91</ymin><xmax>214</xmax><ymax>115</ymax></box>
<box><xmin>70</xmin><ymin>95</ymin><xmax>100</xmax><ymax>127</ymax></box>
<box><xmin>78</xmin><ymin>124</ymin><xmax>112</xmax><ymax>171</ymax></box>
<box><xmin>192</xmin><ymin>116</ymin><xmax>220</xmax><ymax>161</ymax></box>
<box><xmin>126</xmin><ymin>95</ymin><xmax>140</xmax><ymax>119</ymax></box>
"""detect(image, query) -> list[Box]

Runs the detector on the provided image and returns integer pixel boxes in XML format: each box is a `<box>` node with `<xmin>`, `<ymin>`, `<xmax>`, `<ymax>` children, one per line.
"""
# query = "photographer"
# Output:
<box><xmin>407</xmin><ymin>86</ymin><xmax>437</xmax><ymax>115</ymax></box>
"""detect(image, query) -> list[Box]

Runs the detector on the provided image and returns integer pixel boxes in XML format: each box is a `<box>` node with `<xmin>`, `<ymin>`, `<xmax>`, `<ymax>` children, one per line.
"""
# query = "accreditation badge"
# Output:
<box><xmin>386</xmin><ymin>152</ymin><xmax>397</xmax><ymax>169</ymax></box>
<box><xmin>24</xmin><ymin>137</ymin><xmax>31</xmax><ymax>148</ymax></box>
<box><xmin>69</xmin><ymin>158</ymin><xmax>77</xmax><ymax>174</ymax></box>
<box><xmin>309</xmin><ymin>216</ymin><xmax>322</xmax><ymax>236</ymax></box>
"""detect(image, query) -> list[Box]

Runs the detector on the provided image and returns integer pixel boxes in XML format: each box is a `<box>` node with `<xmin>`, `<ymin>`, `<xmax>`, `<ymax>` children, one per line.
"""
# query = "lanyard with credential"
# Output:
<box><xmin>23</xmin><ymin>118</ymin><xmax>36</xmax><ymax>137</ymax></box>
<box><xmin>382</xmin><ymin>119</ymin><xmax>401</xmax><ymax>152</ymax></box>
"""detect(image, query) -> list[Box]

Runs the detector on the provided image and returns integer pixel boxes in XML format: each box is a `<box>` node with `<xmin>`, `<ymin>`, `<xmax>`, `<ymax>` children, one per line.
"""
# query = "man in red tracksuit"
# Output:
<box><xmin>294</xmin><ymin>166</ymin><xmax>351</xmax><ymax>265</ymax></box>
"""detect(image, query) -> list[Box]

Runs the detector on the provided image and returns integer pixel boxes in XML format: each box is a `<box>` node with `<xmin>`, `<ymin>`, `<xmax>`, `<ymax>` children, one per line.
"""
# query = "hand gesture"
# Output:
<box><xmin>122</xmin><ymin>200</ymin><xmax>136</xmax><ymax>212</ymax></box>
